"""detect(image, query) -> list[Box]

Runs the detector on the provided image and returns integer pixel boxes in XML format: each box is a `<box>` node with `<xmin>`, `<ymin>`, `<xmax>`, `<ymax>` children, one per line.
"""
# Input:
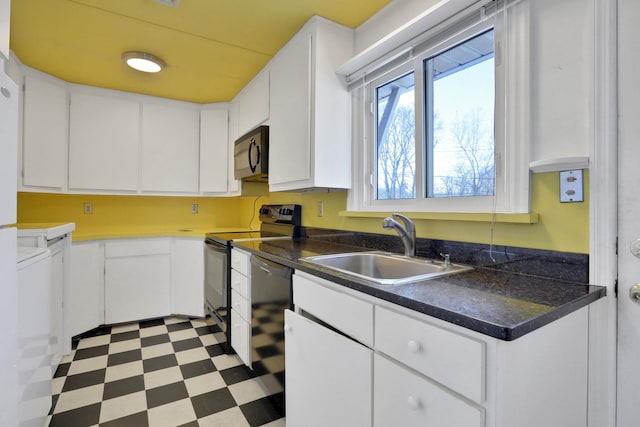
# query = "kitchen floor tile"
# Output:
<box><xmin>143</xmin><ymin>365</ymin><xmax>184</xmax><ymax>389</ymax></box>
<box><xmin>50</xmin><ymin>316</ymin><xmax>285</xmax><ymax>426</ymax></box>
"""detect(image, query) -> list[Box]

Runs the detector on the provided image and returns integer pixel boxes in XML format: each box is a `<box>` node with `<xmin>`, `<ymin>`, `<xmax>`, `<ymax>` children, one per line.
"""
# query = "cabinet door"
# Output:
<box><xmin>231</xmin><ymin>308</ymin><xmax>251</xmax><ymax>366</ymax></box>
<box><xmin>141</xmin><ymin>103</ymin><xmax>199</xmax><ymax>193</ymax></box>
<box><xmin>236</xmin><ymin>69</ymin><xmax>269</xmax><ymax>136</ymax></box>
<box><xmin>374</xmin><ymin>354</ymin><xmax>483</xmax><ymax>427</ymax></box>
<box><xmin>68</xmin><ymin>242</ymin><xmax>104</xmax><ymax>338</ymax></box>
<box><xmin>172</xmin><ymin>239</ymin><xmax>204</xmax><ymax>317</ymax></box>
<box><xmin>0</xmin><ymin>71</ymin><xmax>17</xmax><ymax>225</ymax></box>
<box><xmin>23</xmin><ymin>75</ymin><xmax>67</xmax><ymax>188</ymax></box>
<box><xmin>69</xmin><ymin>92</ymin><xmax>139</xmax><ymax>191</ymax></box>
<box><xmin>199</xmin><ymin>108</ymin><xmax>229</xmax><ymax>193</ymax></box>
<box><xmin>269</xmin><ymin>33</ymin><xmax>312</xmax><ymax>187</ymax></box>
<box><xmin>285</xmin><ymin>310</ymin><xmax>373</xmax><ymax>427</ymax></box>
<box><xmin>105</xmin><ymin>254</ymin><xmax>171</xmax><ymax>324</ymax></box>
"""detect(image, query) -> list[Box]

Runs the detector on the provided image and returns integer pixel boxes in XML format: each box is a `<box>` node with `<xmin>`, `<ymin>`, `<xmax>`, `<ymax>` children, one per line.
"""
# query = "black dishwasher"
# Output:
<box><xmin>250</xmin><ymin>254</ymin><xmax>292</xmax><ymax>415</ymax></box>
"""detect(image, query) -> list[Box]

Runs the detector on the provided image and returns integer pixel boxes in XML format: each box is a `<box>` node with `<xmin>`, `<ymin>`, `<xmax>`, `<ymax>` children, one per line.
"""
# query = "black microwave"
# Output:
<box><xmin>234</xmin><ymin>125</ymin><xmax>269</xmax><ymax>182</ymax></box>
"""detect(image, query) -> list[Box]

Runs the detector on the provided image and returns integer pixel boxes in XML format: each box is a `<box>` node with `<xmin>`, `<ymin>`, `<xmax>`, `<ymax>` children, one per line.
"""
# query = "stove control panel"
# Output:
<box><xmin>259</xmin><ymin>204</ymin><xmax>302</xmax><ymax>226</ymax></box>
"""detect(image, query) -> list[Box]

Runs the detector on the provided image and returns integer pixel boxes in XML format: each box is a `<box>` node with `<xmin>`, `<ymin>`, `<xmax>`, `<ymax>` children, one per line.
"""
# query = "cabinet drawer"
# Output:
<box><xmin>293</xmin><ymin>273</ymin><xmax>374</xmax><ymax>347</ymax></box>
<box><xmin>231</xmin><ymin>249</ymin><xmax>250</xmax><ymax>276</ymax></box>
<box><xmin>375</xmin><ymin>305</ymin><xmax>485</xmax><ymax>403</ymax></box>
<box><xmin>374</xmin><ymin>354</ymin><xmax>483</xmax><ymax>427</ymax></box>
<box><xmin>231</xmin><ymin>308</ymin><xmax>251</xmax><ymax>367</ymax></box>
<box><xmin>231</xmin><ymin>269</ymin><xmax>249</xmax><ymax>298</ymax></box>
<box><xmin>105</xmin><ymin>239</ymin><xmax>171</xmax><ymax>258</ymax></box>
<box><xmin>231</xmin><ymin>289</ymin><xmax>250</xmax><ymax>322</ymax></box>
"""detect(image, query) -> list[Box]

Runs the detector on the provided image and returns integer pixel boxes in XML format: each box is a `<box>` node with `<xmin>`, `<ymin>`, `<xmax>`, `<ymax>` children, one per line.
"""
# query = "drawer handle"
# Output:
<box><xmin>407</xmin><ymin>395</ymin><xmax>421</xmax><ymax>410</ymax></box>
<box><xmin>407</xmin><ymin>340</ymin><xmax>422</xmax><ymax>354</ymax></box>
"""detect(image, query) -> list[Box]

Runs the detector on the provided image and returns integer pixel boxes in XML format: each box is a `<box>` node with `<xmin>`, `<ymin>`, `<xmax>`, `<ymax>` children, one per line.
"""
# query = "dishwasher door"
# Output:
<box><xmin>250</xmin><ymin>255</ymin><xmax>291</xmax><ymax>414</ymax></box>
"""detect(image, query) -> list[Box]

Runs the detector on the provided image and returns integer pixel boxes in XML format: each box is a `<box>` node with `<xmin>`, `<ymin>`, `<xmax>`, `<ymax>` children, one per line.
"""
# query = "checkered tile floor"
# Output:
<box><xmin>48</xmin><ymin>316</ymin><xmax>285</xmax><ymax>427</ymax></box>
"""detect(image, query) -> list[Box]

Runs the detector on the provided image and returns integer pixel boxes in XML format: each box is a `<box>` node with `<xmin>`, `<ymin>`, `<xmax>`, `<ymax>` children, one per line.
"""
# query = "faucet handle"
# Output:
<box><xmin>392</xmin><ymin>213</ymin><xmax>415</xmax><ymax>236</ymax></box>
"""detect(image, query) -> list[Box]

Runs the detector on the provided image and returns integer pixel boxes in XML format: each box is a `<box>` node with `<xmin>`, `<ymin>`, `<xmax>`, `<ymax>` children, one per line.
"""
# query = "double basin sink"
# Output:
<box><xmin>300</xmin><ymin>251</ymin><xmax>472</xmax><ymax>286</ymax></box>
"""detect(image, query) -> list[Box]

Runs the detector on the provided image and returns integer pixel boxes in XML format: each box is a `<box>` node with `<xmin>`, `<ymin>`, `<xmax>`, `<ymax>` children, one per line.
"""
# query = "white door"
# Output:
<box><xmin>617</xmin><ymin>0</ymin><xmax>640</xmax><ymax>425</ymax></box>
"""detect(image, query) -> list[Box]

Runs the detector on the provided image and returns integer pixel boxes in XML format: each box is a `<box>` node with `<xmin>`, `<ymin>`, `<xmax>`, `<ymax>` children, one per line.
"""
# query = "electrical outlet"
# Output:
<box><xmin>84</xmin><ymin>203</ymin><xmax>93</xmax><ymax>214</ymax></box>
<box><xmin>560</xmin><ymin>170</ymin><xmax>584</xmax><ymax>203</ymax></box>
<box><xmin>191</xmin><ymin>203</ymin><xmax>199</xmax><ymax>214</ymax></box>
<box><xmin>317</xmin><ymin>201</ymin><xmax>324</xmax><ymax>217</ymax></box>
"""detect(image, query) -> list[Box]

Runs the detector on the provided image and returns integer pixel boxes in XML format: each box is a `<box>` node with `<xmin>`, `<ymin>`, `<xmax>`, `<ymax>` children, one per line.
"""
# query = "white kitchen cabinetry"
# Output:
<box><xmin>230</xmin><ymin>248</ymin><xmax>251</xmax><ymax>366</ymax></box>
<box><xmin>141</xmin><ymin>103</ymin><xmax>200</xmax><ymax>193</ymax></box>
<box><xmin>285</xmin><ymin>309</ymin><xmax>373</xmax><ymax>427</ymax></box>
<box><xmin>269</xmin><ymin>17</ymin><xmax>353</xmax><ymax>192</ymax></box>
<box><xmin>200</xmin><ymin>106</ymin><xmax>231</xmax><ymax>194</ymax></box>
<box><xmin>22</xmin><ymin>74</ymin><xmax>67</xmax><ymax>189</ymax></box>
<box><xmin>289</xmin><ymin>271</ymin><xmax>589</xmax><ymax>427</ymax></box>
<box><xmin>69</xmin><ymin>91</ymin><xmax>140</xmax><ymax>191</ymax></box>
<box><xmin>172</xmin><ymin>238</ymin><xmax>204</xmax><ymax>317</ymax></box>
<box><xmin>236</xmin><ymin>69</ymin><xmax>269</xmax><ymax>137</ymax></box>
<box><xmin>104</xmin><ymin>239</ymin><xmax>171</xmax><ymax>324</ymax></box>
<box><xmin>68</xmin><ymin>242</ymin><xmax>104</xmax><ymax>339</ymax></box>
<box><xmin>374</xmin><ymin>353</ymin><xmax>482</xmax><ymax>427</ymax></box>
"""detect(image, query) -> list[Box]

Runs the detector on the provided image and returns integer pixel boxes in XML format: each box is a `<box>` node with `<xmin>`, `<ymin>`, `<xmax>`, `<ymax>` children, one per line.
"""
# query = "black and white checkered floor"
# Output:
<box><xmin>48</xmin><ymin>316</ymin><xmax>285</xmax><ymax>427</ymax></box>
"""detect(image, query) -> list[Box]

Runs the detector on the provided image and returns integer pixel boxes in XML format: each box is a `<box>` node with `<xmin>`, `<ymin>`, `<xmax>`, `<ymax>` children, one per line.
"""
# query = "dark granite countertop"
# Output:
<box><xmin>232</xmin><ymin>237</ymin><xmax>606</xmax><ymax>341</ymax></box>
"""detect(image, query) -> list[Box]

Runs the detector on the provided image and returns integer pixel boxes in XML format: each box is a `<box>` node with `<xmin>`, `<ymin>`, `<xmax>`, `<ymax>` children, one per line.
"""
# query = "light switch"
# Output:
<box><xmin>559</xmin><ymin>170</ymin><xmax>583</xmax><ymax>203</ymax></box>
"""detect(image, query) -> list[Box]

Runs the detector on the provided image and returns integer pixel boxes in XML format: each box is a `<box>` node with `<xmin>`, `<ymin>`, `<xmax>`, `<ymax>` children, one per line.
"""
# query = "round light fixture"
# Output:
<box><xmin>122</xmin><ymin>51</ymin><xmax>166</xmax><ymax>73</ymax></box>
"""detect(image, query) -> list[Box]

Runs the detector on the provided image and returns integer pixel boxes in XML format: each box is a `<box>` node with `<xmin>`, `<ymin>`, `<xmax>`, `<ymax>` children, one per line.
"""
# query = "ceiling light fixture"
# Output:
<box><xmin>122</xmin><ymin>51</ymin><xmax>166</xmax><ymax>73</ymax></box>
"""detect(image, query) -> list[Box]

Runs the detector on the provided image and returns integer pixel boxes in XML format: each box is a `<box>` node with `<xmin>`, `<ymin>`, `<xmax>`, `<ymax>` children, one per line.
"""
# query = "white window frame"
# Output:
<box><xmin>347</xmin><ymin>1</ymin><xmax>531</xmax><ymax>214</ymax></box>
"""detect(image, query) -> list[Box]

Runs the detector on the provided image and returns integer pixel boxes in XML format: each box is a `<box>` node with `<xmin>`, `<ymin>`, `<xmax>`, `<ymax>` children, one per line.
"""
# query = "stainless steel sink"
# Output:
<box><xmin>300</xmin><ymin>251</ymin><xmax>472</xmax><ymax>285</ymax></box>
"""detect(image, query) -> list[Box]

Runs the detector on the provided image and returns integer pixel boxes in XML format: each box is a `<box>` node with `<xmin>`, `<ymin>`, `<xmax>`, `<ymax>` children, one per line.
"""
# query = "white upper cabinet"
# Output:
<box><xmin>269</xmin><ymin>17</ymin><xmax>353</xmax><ymax>192</ymax></box>
<box><xmin>236</xmin><ymin>69</ymin><xmax>269</xmax><ymax>137</ymax></box>
<box><xmin>0</xmin><ymin>0</ymin><xmax>9</xmax><ymax>60</ymax></box>
<box><xmin>22</xmin><ymin>74</ymin><xmax>67</xmax><ymax>189</ymax></box>
<box><xmin>69</xmin><ymin>90</ymin><xmax>140</xmax><ymax>191</ymax></box>
<box><xmin>141</xmin><ymin>102</ymin><xmax>200</xmax><ymax>193</ymax></box>
<box><xmin>200</xmin><ymin>106</ymin><xmax>231</xmax><ymax>194</ymax></box>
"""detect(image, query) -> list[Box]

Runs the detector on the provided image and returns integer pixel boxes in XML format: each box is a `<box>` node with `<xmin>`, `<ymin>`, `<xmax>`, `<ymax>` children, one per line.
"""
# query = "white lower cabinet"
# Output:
<box><xmin>289</xmin><ymin>271</ymin><xmax>589</xmax><ymax>427</ymax></box>
<box><xmin>68</xmin><ymin>242</ymin><xmax>104</xmax><ymax>338</ymax></box>
<box><xmin>230</xmin><ymin>249</ymin><xmax>251</xmax><ymax>366</ymax></box>
<box><xmin>172</xmin><ymin>238</ymin><xmax>204</xmax><ymax>317</ymax></box>
<box><xmin>374</xmin><ymin>354</ymin><xmax>482</xmax><ymax>427</ymax></box>
<box><xmin>284</xmin><ymin>310</ymin><xmax>373</xmax><ymax>427</ymax></box>
<box><xmin>69</xmin><ymin>237</ymin><xmax>207</xmax><ymax>337</ymax></box>
<box><xmin>104</xmin><ymin>239</ymin><xmax>171</xmax><ymax>324</ymax></box>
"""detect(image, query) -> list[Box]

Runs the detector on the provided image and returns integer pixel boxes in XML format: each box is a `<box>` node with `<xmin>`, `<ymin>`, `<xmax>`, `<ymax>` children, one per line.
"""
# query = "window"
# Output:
<box><xmin>374</xmin><ymin>30</ymin><xmax>495</xmax><ymax>204</ymax></box>
<box><xmin>347</xmin><ymin>2</ymin><xmax>531</xmax><ymax>214</ymax></box>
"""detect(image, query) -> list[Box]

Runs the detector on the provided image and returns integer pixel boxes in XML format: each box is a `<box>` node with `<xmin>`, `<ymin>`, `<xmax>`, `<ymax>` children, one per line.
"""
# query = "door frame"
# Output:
<box><xmin>588</xmin><ymin>0</ymin><xmax>618</xmax><ymax>426</ymax></box>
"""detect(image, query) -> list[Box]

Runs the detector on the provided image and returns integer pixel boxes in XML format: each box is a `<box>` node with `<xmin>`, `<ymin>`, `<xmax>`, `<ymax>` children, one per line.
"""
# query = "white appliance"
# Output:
<box><xmin>0</xmin><ymin>70</ymin><xmax>19</xmax><ymax>425</ymax></box>
<box><xmin>17</xmin><ymin>247</ymin><xmax>51</xmax><ymax>427</ymax></box>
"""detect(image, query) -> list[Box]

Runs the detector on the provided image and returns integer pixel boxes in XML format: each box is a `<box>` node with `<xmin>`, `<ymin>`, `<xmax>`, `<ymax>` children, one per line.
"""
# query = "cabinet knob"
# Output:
<box><xmin>284</xmin><ymin>324</ymin><xmax>292</xmax><ymax>333</ymax></box>
<box><xmin>407</xmin><ymin>340</ymin><xmax>421</xmax><ymax>353</ymax></box>
<box><xmin>407</xmin><ymin>395</ymin><xmax>421</xmax><ymax>410</ymax></box>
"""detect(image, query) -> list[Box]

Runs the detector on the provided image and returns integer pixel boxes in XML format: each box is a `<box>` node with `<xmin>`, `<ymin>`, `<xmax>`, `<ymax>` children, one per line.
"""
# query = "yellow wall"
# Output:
<box><xmin>269</xmin><ymin>172</ymin><xmax>589</xmax><ymax>254</ymax></box>
<box><xmin>17</xmin><ymin>193</ymin><xmax>267</xmax><ymax>232</ymax></box>
<box><xmin>17</xmin><ymin>171</ymin><xmax>589</xmax><ymax>253</ymax></box>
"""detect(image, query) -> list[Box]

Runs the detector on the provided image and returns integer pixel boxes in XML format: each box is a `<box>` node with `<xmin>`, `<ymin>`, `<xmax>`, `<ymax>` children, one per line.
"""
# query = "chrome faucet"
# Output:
<box><xmin>382</xmin><ymin>213</ymin><xmax>416</xmax><ymax>257</ymax></box>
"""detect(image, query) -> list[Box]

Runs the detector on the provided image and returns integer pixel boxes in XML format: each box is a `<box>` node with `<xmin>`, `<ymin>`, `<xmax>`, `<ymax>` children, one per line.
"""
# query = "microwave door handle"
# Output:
<box><xmin>248</xmin><ymin>139</ymin><xmax>260</xmax><ymax>173</ymax></box>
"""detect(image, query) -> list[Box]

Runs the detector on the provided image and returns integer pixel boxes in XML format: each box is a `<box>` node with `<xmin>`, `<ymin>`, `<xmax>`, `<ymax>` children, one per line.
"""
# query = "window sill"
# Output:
<box><xmin>338</xmin><ymin>211</ymin><xmax>539</xmax><ymax>224</ymax></box>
